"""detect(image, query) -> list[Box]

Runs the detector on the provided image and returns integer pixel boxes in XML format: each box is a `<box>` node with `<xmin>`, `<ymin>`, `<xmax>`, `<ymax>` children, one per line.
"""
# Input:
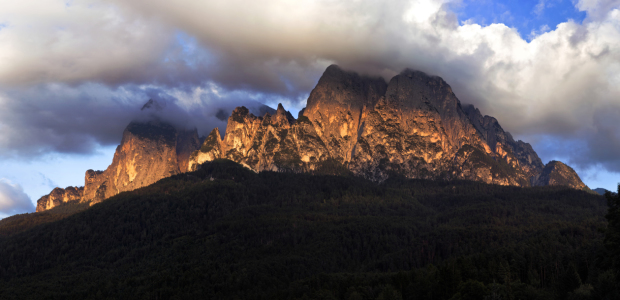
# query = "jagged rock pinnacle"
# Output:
<box><xmin>188</xmin><ymin>65</ymin><xmax>587</xmax><ymax>190</ymax></box>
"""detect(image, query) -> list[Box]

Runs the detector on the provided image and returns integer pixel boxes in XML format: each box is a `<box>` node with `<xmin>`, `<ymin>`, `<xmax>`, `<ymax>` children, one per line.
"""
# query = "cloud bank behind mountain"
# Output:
<box><xmin>0</xmin><ymin>0</ymin><xmax>620</xmax><ymax>178</ymax></box>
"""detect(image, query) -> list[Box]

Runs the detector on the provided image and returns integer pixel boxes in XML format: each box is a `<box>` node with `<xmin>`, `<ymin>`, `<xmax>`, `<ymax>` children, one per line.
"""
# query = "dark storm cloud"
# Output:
<box><xmin>2</xmin><ymin>0</ymin><xmax>620</xmax><ymax>176</ymax></box>
<box><xmin>0</xmin><ymin>83</ymin><xmax>275</xmax><ymax>158</ymax></box>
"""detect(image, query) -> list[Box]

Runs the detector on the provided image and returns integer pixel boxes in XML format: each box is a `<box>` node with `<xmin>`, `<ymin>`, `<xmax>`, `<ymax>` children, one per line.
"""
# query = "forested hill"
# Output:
<box><xmin>0</xmin><ymin>160</ymin><xmax>615</xmax><ymax>299</ymax></box>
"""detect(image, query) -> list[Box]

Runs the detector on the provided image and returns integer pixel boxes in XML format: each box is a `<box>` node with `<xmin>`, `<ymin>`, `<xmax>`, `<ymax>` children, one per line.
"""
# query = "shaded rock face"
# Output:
<box><xmin>35</xmin><ymin>186</ymin><xmax>84</xmax><ymax>212</ymax></box>
<box><xmin>176</xmin><ymin>129</ymin><xmax>202</xmax><ymax>173</ymax></box>
<box><xmin>82</xmin><ymin>121</ymin><xmax>200</xmax><ymax>204</ymax></box>
<box><xmin>463</xmin><ymin>105</ymin><xmax>544</xmax><ymax>181</ymax></box>
<box><xmin>532</xmin><ymin>161</ymin><xmax>589</xmax><ymax>190</ymax></box>
<box><xmin>189</xmin><ymin>65</ymin><xmax>558</xmax><ymax>187</ymax></box>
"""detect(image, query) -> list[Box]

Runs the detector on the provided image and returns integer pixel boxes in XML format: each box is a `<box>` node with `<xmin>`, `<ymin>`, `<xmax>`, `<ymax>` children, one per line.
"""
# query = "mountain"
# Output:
<box><xmin>35</xmin><ymin>66</ymin><xmax>589</xmax><ymax>213</ymax></box>
<box><xmin>36</xmin><ymin>102</ymin><xmax>201</xmax><ymax>212</ymax></box>
<box><xmin>462</xmin><ymin>104</ymin><xmax>544</xmax><ymax>180</ymax></box>
<box><xmin>0</xmin><ymin>160</ymin><xmax>609</xmax><ymax>299</ymax></box>
<box><xmin>532</xmin><ymin>160</ymin><xmax>590</xmax><ymax>191</ymax></box>
<box><xmin>80</xmin><ymin>121</ymin><xmax>201</xmax><ymax>205</ymax></box>
<box><xmin>594</xmin><ymin>188</ymin><xmax>610</xmax><ymax>195</ymax></box>
<box><xmin>35</xmin><ymin>186</ymin><xmax>83</xmax><ymax>212</ymax></box>
<box><xmin>189</xmin><ymin>65</ymin><xmax>586</xmax><ymax>189</ymax></box>
<box><xmin>188</xmin><ymin>104</ymin><xmax>329</xmax><ymax>173</ymax></box>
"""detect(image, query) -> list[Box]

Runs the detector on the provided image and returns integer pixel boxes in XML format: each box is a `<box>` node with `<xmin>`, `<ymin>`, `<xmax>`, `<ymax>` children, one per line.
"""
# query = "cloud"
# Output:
<box><xmin>529</xmin><ymin>24</ymin><xmax>551</xmax><ymax>39</ymax></box>
<box><xmin>1</xmin><ymin>0</ymin><xmax>620</xmax><ymax>176</ymax></box>
<box><xmin>38</xmin><ymin>172</ymin><xmax>58</xmax><ymax>190</ymax></box>
<box><xmin>0</xmin><ymin>82</ymin><xmax>278</xmax><ymax>158</ymax></box>
<box><xmin>534</xmin><ymin>0</ymin><xmax>547</xmax><ymax>16</ymax></box>
<box><xmin>0</xmin><ymin>179</ymin><xmax>35</xmax><ymax>215</ymax></box>
<box><xmin>577</xmin><ymin>0</ymin><xmax>620</xmax><ymax>20</ymax></box>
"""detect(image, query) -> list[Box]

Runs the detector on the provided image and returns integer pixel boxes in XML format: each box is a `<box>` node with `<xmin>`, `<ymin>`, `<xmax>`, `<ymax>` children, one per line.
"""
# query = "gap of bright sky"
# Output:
<box><xmin>454</xmin><ymin>0</ymin><xmax>586</xmax><ymax>40</ymax></box>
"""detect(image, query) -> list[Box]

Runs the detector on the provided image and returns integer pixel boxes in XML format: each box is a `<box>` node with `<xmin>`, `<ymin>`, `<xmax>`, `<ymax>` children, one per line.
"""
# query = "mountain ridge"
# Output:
<box><xmin>188</xmin><ymin>65</ymin><xmax>587</xmax><ymax>190</ymax></box>
<box><xmin>35</xmin><ymin>65</ymin><xmax>590</xmax><ymax>212</ymax></box>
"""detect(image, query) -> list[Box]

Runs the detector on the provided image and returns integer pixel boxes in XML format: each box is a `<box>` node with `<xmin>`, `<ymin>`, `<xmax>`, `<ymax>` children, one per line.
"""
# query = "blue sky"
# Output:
<box><xmin>455</xmin><ymin>0</ymin><xmax>586</xmax><ymax>40</ymax></box>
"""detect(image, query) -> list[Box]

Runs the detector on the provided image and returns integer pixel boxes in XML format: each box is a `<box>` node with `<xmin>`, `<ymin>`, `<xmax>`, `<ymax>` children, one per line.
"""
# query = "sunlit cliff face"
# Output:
<box><xmin>188</xmin><ymin>66</ymin><xmax>584</xmax><ymax>189</ymax></box>
<box><xmin>34</xmin><ymin>65</ymin><xmax>591</xmax><ymax>213</ymax></box>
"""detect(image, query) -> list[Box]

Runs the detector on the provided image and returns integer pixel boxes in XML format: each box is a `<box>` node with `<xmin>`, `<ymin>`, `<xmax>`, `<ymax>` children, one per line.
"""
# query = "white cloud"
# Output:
<box><xmin>0</xmin><ymin>179</ymin><xmax>35</xmax><ymax>215</ymax></box>
<box><xmin>534</xmin><ymin>0</ymin><xmax>547</xmax><ymax>16</ymax></box>
<box><xmin>1</xmin><ymin>0</ymin><xmax>620</xmax><ymax>175</ymax></box>
<box><xmin>529</xmin><ymin>24</ymin><xmax>551</xmax><ymax>40</ymax></box>
<box><xmin>577</xmin><ymin>0</ymin><xmax>620</xmax><ymax>20</ymax></box>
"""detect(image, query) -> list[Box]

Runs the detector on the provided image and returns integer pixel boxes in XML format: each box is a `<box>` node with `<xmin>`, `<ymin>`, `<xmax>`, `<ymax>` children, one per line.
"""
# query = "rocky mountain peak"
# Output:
<box><xmin>533</xmin><ymin>160</ymin><xmax>589</xmax><ymax>191</ymax></box>
<box><xmin>38</xmin><ymin>105</ymin><xmax>201</xmax><ymax>212</ymax></box>
<box><xmin>305</xmin><ymin>64</ymin><xmax>387</xmax><ymax>114</ymax></box>
<box><xmin>80</xmin><ymin>120</ymin><xmax>200</xmax><ymax>204</ymax></box>
<box><xmin>594</xmin><ymin>188</ymin><xmax>610</xmax><ymax>195</ymax></box>
<box><xmin>36</xmin><ymin>186</ymin><xmax>84</xmax><ymax>212</ymax></box>
<box><xmin>188</xmin><ymin>128</ymin><xmax>223</xmax><ymax>171</ymax></box>
<box><xmin>387</xmin><ymin>69</ymin><xmax>457</xmax><ymax>111</ymax></box>
<box><xmin>39</xmin><ymin>66</ymin><xmax>591</xmax><ymax>213</ymax></box>
<box><xmin>189</xmin><ymin>65</ymin><xmax>588</xmax><ymax>190</ymax></box>
<box><xmin>141</xmin><ymin>99</ymin><xmax>164</xmax><ymax>111</ymax></box>
<box><xmin>300</xmin><ymin>65</ymin><xmax>387</xmax><ymax>160</ymax></box>
<box><xmin>276</xmin><ymin>103</ymin><xmax>286</xmax><ymax>112</ymax></box>
<box><xmin>274</xmin><ymin>103</ymin><xmax>295</xmax><ymax>126</ymax></box>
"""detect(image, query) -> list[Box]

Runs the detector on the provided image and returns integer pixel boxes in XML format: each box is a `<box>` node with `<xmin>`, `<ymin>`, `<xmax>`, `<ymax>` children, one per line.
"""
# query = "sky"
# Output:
<box><xmin>1</xmin><ymin>0</ymin><xmax>620</xmax><ymax>218</ymax></box>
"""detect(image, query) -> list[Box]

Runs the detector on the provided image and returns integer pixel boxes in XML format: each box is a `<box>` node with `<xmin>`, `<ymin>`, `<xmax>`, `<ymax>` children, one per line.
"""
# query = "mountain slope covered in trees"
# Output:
<box><xmin>0</xmin><ymin>160</ymin><xmax>616</xmax><ymax>299</ymax></box>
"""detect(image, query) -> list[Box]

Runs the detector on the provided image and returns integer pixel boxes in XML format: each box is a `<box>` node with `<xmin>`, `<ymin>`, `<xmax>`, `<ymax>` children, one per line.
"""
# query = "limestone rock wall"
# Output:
<box><xmin>37</xmin><ymin>120</ymin><xmax>201</xmax><ymax>212</ymax></box>
<box><xmin>189</xmin><ymin>65</ymin><xmax>542</xmax><ymax>187</ymax></box>
<box><xmin>189</xmin><ymin>104</ymin><xmax>330</xmax><ymax>173</ymax></box>
<box><xmin>35</xmin><ymin>186</ymin><xmax>84</xmax><ymax>212</ymax></box>
<box><xmin>463</xmin><ymin>104</ymin><xmax>544</xmax><ymax>181</ymax></box>
<box><xmin>82</xmin><ymin>121</ymin><xmax>200</xmax><ymax>204</ymax></box>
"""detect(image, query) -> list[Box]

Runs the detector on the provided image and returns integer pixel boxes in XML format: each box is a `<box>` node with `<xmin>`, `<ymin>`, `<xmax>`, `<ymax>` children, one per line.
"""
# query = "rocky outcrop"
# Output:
<box><xmin>176</xmin><ymin>129</ymin><xmax>202</xmax><ymax>173</ymax></box>
<box><xmin>35</xmin><ymin>186</ymin><xmax>84</xmax><ymax>212</ymax></box>
<box><xmin>302</xmin><ymin>65</ymin><xmax>387</xmax><ymax>162</ymax></box>
<box><xmin>463</xmin><ymin>105</ymin><xmax>544</xmax><ymax>181</ymax></box>
<box><xmin>532</xmin><ymin>161</ymin><xmax>589</xmax><ymax>191</ymax></box>
<box><xmin>189</xmin><ymin>65</ymin><xmax>544</xmax><ymax>186</ymax></box>
<box><xmin>82</xmin><ymin>121</ymin><xmax>200</xmax><ymax>204</ymax></box>
<box><xmin>37</xmin><ymin>100</ymin><xmax>202</xmax><ymax>212</ymax></box>
<box><xmin>189</xmin><ymin>104</ymin><xmax>330</xmax><ymax>173</ymax></box>
<box><xmin>347</xmin><ymin>69</ymin><xmax>530</xmax><ymax>185</ymax></box>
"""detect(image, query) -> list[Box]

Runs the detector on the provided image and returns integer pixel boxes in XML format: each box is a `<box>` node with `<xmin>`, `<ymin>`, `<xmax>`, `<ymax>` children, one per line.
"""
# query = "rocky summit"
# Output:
<box><xmin>189</xmin><ymin>65</ymin><xmax>588</xmax><ymax>190</ymax></box>
<box><xmin>532</xmin><ymin>161</ymin><xmax>590</xmax><ymax>191</ymax></box>
<box><xmin>35</xmin><ymin>186</ymin><xmax>83</xmax><ymax>212</ymax></box>
<box><xmin>81</xmin><ymin>121</ymin><xmax>201</xmax><ymax>204</ymax></box>
<box><xmin>36</xmin><ymin>65</ymin><xmax>590</xmax><ymax>213</ymax></box>
<box><xmin>36</xmin><ymin>102</ymin><xmax>201</xmax><ymax>211</ymax></box>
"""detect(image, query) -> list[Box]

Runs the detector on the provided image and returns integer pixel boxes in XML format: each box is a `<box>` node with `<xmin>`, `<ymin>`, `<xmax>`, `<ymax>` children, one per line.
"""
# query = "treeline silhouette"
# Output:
<box><xmin>0</xmin><ymin>159</ymin><xmax>617</xmax><ymax>299</ymax></box>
